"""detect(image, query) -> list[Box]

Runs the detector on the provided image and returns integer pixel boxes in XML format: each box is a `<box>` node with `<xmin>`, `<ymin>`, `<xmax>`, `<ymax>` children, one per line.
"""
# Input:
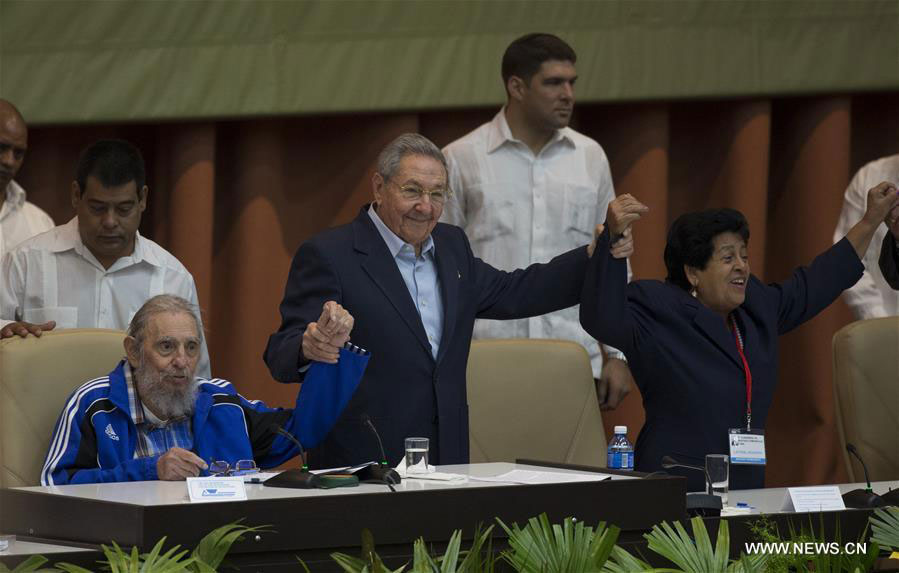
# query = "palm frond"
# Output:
<box><xmin>189</xmin><ymin>520</ymin><xmax>269</xmax><ymax>571</ymax></box>
<box><xmin>498</xmin><ymin>513</ymin><xmax>619</xmax><ymax>573</ymax></box>
<box><xmin>645</xmin><ymin>517</ymin><xmax>738</xmax><ymax>573</ymax></box>
<box><xmin>601</xmin><ymin>544</ymin><xmax>653</xmax><ymax>572</ymax></box>
<box><xmin>871</xmin><ymin>507</ymin><xmax>899</xmax><ymax>551</ymax></box>
<box><xmin>0</xmin><ymin>556</ymin><xmax>49</xmax><ymax>573</ymax></box>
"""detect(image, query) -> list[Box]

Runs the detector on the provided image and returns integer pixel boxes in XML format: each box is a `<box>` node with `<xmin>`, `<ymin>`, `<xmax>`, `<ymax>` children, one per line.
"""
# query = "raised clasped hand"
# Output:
<box><xmin>865</xmin><ymin>181</ymin><xmax>899</xmax><ymax>232</ymax></box>
<box><xmin>607</xmin><ymin>194</ymin><xmax>649</xmax><ymax>239</ymax></box>
<box><xmin>302</xmin><ymin>301</ymin><xmax>355</xmax><ymax>364</ymax></box>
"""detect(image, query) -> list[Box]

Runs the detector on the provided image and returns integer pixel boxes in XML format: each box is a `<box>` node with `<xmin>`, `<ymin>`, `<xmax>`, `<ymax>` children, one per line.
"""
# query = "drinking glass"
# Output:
<box><xmin>705</xmin><ymin>454</ymin><xmax>729</xmax><ymax>505</ymax></box>
<box><xmin>404</xmin><ymin>437</ymin><xmax>429</xmax><ymax>474</ymax></box>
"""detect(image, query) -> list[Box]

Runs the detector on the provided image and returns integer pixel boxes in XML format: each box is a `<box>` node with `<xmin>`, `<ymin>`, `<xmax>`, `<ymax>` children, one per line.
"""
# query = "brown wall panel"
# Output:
<box><xmin>765</xmin><ymin>97</ymin><xmax>852</xmax><ymax>487</ymax></box>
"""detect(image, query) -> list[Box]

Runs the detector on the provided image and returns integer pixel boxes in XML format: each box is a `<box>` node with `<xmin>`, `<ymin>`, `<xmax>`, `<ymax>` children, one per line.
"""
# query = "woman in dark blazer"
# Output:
<box><xmin>581</xmin><ymin>184</ymin><xmax>897</xmax><ymax>491</ymax></box>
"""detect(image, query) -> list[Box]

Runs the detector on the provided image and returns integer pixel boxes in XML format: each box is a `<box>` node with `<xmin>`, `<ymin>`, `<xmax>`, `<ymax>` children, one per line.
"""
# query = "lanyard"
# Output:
<box><xmin>730</xmin><ymin>314</ymin><xmax>752</xmax><ymax>430</ymax></box>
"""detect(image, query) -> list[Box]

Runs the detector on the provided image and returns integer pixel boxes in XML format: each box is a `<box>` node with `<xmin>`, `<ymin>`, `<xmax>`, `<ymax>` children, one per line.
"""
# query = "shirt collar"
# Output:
<box><xmin>367</xmin><ymin>204</ymin><xmax>435</xmax><ymax>259</ymax></box>
<box><xmin>123</xmin><ymin>362</ymin><xmax>146</xmax><ymax>427</ymax></box>
<box><xmin>50</xmin><ymin>216</ymin><xmax>162</xmax><ymax>269</ymax></box>
<box><xmin>4</xmin><ymin>180</ymin><xmax>26</xmax><ymax>208</ymax></box>
<box><xmin>0</xmin><ymin>180</ymin><xmax>26</xmax><ymax>220</ymax></box>
<box><xmin>486</xmin><ymin>107</ymin><xmax>575</xmax><ymax>154</ymax></box>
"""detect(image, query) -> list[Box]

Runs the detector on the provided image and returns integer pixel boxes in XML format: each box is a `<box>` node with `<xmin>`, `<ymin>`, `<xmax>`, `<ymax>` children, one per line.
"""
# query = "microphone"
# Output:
<box><xmin>661</xmin><ymin>455</ymin><xmax>722</xmax><ymax>517</ymax></box>
<box><xmin>358</xmin><ymin>414</ymin><xmax>401</xmax><ymax>490</ymax></box>
<box><xmin>272</xmin><ymin>423</ymin><xmax>309</xmax><ymax>469</ymax></box>
<box><xmin>661</xmin><ymin>455</ymin><xmax>714</xmax><ymax>494</ymax></box>
<box><xmin>842</xmin><ymin>444</ymin><xmax>885</xmax><ymax>508</ymax></box>
<box><xmin>263</xmin><ymin>424</ymin><xmax>323</xmax><ymax>489</ymax></box>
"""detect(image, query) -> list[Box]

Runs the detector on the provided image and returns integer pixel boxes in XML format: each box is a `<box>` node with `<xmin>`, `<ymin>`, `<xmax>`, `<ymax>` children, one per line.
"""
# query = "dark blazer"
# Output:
<box><xmin>580</xmin><ymin>228</ymin><xmax>863</xmax><ymax>491</ymax></box>
<box><xmin>878</xmin><ymin>233</ymin><xmax>899</xmax><ymax>289</ymax></box>
<box><xmin>265</xmin><ymin>206</ymin><xmax>587</xmax><ymax>469</ymax></box>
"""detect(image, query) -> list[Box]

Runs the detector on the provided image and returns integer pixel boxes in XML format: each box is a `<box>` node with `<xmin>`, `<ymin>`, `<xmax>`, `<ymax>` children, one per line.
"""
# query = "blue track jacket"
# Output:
<box><xmin>42</xmin><ymin>350</ymin><xmax>367</xmax><ymax>485</ymax></box>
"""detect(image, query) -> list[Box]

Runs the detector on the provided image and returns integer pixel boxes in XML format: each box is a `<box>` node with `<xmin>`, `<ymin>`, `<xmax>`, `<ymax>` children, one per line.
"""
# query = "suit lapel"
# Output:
<box><xmin>684</xmin><ymin>297</ymin><xmax>743</xmax><ymax>368</ymax></box>
<box><xmin>353</xmin><ymin>211</ymin><xmax>433</xmax><ymax>357</ymax></box>
<box><xmin>433</xmin><ymin>229</ymin><xmax>459</xmax><ymax>365</ymax></box>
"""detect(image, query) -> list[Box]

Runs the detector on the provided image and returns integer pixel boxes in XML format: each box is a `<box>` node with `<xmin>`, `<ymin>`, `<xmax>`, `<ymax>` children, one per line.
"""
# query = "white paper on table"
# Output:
<box><xmin>781</xmin><ymin>486</ymin><xmax>846</xmax><ymax>512</ymax></box>
<box><xmin>469</xmin><ymin>469</ymin><xmax>612</xmax><ymax>485</ymax></box>
<box><xmin>393</xmin><ymin>456</ymin><xmax>467</xmax><ymax>482</ymax></box>
<box><xmin>310</xmin><ymin>461</ymin><xmax>378</xmax><ymax>475</ymax></box>
<box><xmin>186</xmin><ymin>476</ymin><xmax>247</xmax><ymax>502</ymax></box>
<box><xmin>243</xmin><ymin>471</ymin><xmax>280</xmax><ymax>483</ymax></box>
<box><xmin>242</xmin><ymin>462</ymin><xmax>378</xmax><ymax>484</ymax></box>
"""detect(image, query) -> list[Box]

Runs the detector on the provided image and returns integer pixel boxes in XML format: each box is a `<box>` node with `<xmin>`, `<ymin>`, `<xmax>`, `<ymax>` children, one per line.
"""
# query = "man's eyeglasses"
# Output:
<box><xmin>389</xmin><ymin>181</ymin><xmax>453</xmax><ymax>205</ymax></box>
<box><xmin>209</xmin><ymin>459</ymin><xmax>258</xmax><ymax>477</ymax></box>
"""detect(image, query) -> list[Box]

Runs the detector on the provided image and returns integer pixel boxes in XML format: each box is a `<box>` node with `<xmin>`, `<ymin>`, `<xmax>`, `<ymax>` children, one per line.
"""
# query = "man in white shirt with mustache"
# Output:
<box><xmin>441</xmin><ymin>33</ymin><xmax>634</xmax><ymax>410</ymax></box>
<box><xmin>0</xmin><ymin>139</ymin><xmax>210</xmax><ymax>377</ymax></box>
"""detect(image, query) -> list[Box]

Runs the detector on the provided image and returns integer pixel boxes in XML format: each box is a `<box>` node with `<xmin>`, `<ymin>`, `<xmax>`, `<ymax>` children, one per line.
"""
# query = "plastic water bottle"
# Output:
<box><xmin>607</xmin><ymin>425</ymin><xmax>634</xmax><ymax>470</ymax></box>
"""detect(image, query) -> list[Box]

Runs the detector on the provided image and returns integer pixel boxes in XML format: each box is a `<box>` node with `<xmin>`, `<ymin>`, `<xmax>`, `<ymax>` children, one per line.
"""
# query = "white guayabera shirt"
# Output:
<box><xmin>833</xmin><ymin>154</ymin><xmax>899</xmax><ymax>320</ymax></box>
<box><xmin>0</xmin><ymin>216</ymin><xmax>210</xmax><ymax>378</ymax></box>
<box><xmin>0</xmin><ymin>180</ymin><xmax>54</xmax><ymax>264</ymax></box>
<box><xmin>442</xmin><ymin>109</ymin><xmax>628</xmax><ymax>377</ymax></box>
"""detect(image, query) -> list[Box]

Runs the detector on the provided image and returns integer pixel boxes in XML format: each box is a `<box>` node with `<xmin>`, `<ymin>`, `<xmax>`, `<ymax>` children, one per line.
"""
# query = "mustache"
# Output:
<box><xmin>162</xmin><ymin>367</ymin><xmax>190</xmax><ymax>378</ymax></box>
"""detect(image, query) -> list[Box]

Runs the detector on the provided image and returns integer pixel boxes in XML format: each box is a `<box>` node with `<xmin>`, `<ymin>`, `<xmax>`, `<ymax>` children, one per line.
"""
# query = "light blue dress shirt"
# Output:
<box><xmin>368</xmin><ymin>205</ymin><xmax>444</xmax><ymax>359</ymax></box>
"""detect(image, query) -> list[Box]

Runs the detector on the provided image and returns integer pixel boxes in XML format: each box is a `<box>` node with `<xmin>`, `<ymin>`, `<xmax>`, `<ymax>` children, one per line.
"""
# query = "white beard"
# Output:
<box><xmin>135</xmin><ymin>360</ymin><xmax>198</xmax><ymax>420</ymax></box>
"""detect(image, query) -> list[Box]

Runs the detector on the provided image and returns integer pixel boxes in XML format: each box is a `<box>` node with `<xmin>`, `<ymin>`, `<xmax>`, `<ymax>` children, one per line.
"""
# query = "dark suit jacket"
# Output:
<box><xmin>580</xmin><ymin>228</ymin><xmax>863</xmax><ymax>491</ymax></box>
<box><xmin>264</xmin><ymin>206</ymin><xmax>587</xmax><ymax>469</ymax></box>
<box><xmin>878</xmin><ymin>233</ymin><xmax>899</xmax><ymax>289</ymax></box>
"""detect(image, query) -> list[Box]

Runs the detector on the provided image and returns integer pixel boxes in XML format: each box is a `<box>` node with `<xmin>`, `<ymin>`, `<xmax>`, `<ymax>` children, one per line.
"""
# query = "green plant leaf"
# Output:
<box><xmin>602</xmin><ymin>544</ymin><xmax>653</xmax><ymax>572</ymax></box>
<box><xmin>52</xmin><ymin>564</ymin><xmax>95</xmax><ymax>573</ymax></box>
<box><xmin>331</xmin><ymin>551</ymin><xmax>370</xmax><ymax>573</ymax></box>
<box><xmin>0</xmin><ymin>556</ymin><xmax>48</xmax><ymax>573</ymax></box>
<box><xmin>190</xmin><ymin>520</ymin><xmax>268</xmax><ymax>571</ymax></box>
<box><xmin>644</xmin><ymin>517</ymin><xmax>739</xmax><ymax>573</ymax></box>
<box><xmin>871</xmin><ymin>507</ymin><xmax>899</xmax><ymax>551</ymax></box>
<box><xmin>410</xmin><ymin>537</ymin><xmax>436</xmax><ymax>572</ymax></box>
<box><xmin>499</xmin><ymin>513</ymin><xmax>619</xmax><ymax>573</ymax></box>
<box><xmin>456</xmin><ymin>524</ymin><xmax>495</xmax><ymax>573</ymax></box>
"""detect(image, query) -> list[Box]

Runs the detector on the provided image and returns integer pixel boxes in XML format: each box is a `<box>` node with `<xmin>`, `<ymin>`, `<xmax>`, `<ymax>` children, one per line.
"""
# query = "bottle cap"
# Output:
<box><xmin>614</xmin><ymin>425</ymin><xmax>627</xmax><ymax>434</ymax></box>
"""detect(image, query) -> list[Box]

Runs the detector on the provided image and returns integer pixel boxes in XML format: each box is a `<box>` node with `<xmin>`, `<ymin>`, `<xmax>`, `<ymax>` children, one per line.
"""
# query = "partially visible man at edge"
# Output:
<box><xmin>0</xmin><ymin>99</ymin><xmax>54</xmax><ymax>263</ymax></box>
<box><xmin>0</xmin><ymin>139</ymin><xmax>211</xmax><ymax>378</ymax></box>
<box><xmin>264</xmin><ymin>133</ymin><xmax>632</xmax><ymax>470</ymax></box>
<box><xmin>42</xmin><ymin>295</ymin><xmax>360</xmax><ymax>485</ymax></box>
<box><xmin>833</xmin><ymin>155</ymin><xmax>899</xmax><ymax>319</ymax></box>
<box><xmin>441</xmin><ymin>33</ymin><xmax>634</xmax><ymax>410</ymax></box>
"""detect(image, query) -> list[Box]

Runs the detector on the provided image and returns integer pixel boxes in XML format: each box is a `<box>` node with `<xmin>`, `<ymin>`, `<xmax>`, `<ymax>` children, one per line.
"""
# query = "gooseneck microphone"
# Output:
<box><xmin>842</xmin><ymin>444</ymin><xmax>885</xmax><ymax>508</ymax></box>
<box><xmin>359</xmin><ymin>414</ymin><xmax>401</xmax><ymax>490</ymax></box>
<box><xmin>846</xmin><ymin>444</ymin><xmax>874</xmax><ymax>492</ymax></box>
<box><xmin>661</xmin><ymin>455</ymin><xmax>713</xmax><ymax>495</ymax></box>
<box><xmin>271</xmin><ymin>423</ymin><xmax>309</xmax><ymax>469</ymax></box>
<box><xmin>661</xmin><ymin>455</ymin><xmax>722</xmax><ymax>517</ymax></box>
<box><xmin>263</xmin><ymin>424</ymin><xmax>323</xmax><ymax>489</ymax></box>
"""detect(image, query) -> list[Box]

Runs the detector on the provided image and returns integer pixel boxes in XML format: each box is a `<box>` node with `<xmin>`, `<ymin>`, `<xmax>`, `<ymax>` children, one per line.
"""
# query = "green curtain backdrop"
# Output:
<box><xmin>1</xmin><ymin>0</ymin><xmax>897</xmax><ymax>123</ymax></box>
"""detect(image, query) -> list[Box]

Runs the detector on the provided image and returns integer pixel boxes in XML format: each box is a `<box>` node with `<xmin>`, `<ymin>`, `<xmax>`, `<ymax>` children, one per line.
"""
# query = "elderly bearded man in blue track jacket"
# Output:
<box><xmin>42</xmin><ymin>294</ymin><xmax>362</xmax><ymax>485</ymax></box>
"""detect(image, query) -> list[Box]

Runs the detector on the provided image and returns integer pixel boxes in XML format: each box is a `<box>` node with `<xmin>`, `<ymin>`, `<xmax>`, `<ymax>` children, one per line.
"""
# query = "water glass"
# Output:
<box><xmin>404</xmin><ymin>437</ymin><xmax>429</xmax><ymax>474</ymax></box>
<box><xmin>705</xmin><ymin>454</ymin><xmax>729</xmax><ymax>505</ymax></box>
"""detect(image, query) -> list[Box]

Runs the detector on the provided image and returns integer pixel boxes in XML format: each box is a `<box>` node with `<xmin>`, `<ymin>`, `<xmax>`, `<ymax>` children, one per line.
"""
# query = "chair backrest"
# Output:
<box><xmin>832</xmin><ymin>317</ymin><xmax>899</xmax><ymax>482</ymax></box>
<box><xmin>0</xmin><ymin>329</ymin><xmax>126</xmax><ymax>491</ymax></box>
<box><xmin>466</xmin><ymin>339</ymin><xmax>607</xmax><ymax>467</ymax></box>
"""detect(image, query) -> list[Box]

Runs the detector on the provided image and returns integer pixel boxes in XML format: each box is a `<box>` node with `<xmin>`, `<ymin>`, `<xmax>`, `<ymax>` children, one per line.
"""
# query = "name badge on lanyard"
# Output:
<box><xmin>727</xmin><ymin>314</ymin><xmax>766</xmax><ymax>465</ymax></box>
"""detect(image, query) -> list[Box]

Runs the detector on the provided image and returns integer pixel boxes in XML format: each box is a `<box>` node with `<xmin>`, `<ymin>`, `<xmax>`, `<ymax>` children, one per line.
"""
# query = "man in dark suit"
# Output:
<box><xmin>264</xmin><ymin>133</ymin><xmax>631</xmax><ymax>469</ymax></box>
